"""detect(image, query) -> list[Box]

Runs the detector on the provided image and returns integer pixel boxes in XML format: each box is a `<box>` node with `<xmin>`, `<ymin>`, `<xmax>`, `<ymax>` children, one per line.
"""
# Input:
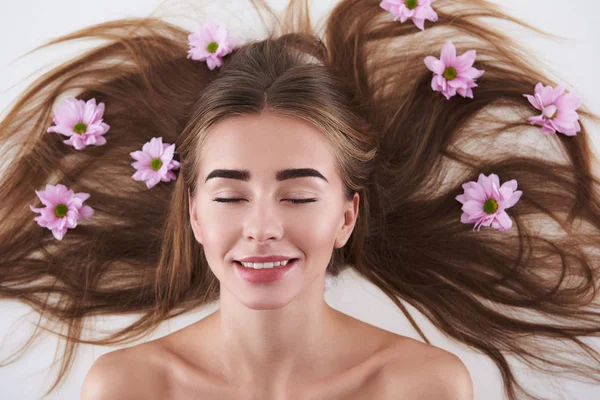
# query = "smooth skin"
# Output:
<box><xmin>81</xmin><ymin>113</ymin><xmax>473</xmax><ymax>399</ymax></box>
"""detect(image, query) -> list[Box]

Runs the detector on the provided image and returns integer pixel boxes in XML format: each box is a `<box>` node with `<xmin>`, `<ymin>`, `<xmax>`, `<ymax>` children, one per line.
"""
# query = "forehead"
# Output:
<box><xmin>199</xmin><ymin>113</ymin><xmax>337</xmax><ymax>180</ymax></box>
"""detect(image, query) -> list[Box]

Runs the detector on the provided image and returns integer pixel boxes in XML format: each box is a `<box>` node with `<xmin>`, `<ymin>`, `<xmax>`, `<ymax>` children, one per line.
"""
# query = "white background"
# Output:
<box><xmin>1</xmin><ymin>0</ymin><xmax>599</xmax><ymax>399</ymax></box>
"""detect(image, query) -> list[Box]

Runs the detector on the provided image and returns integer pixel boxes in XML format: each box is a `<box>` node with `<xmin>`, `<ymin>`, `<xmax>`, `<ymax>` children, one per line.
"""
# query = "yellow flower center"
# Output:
<box><xmin>206</xmin><ymin>42</ymin><xmax>219</xmax><ymax>53</ymax></box>
<box><xmin>483</xmin><ymin>198</ymin><xmax>498</xmax><ymax>214</ymax></box>
<box><xmin>550</xmin><ymin>109</ymin><xmax>558</xmax><ymax>119</ymax></box>
<box><xmin>443</xmin><ymin>66</ymin><xmax>457</xmax><ymax>80</ymax></box>
<box><xmin>54</xmin><ymin>204</ymin><xmax>68</xmax><ymax>218</ymax></box>
<box><xmin>151</xmin><ymin>158</ymin><xmax>163</xmax><ymax>171</ymax></box>
<box><xmin>405</xmin><ymin>0</ymin><xmax>418</xmax><ymax>9</ymax></box>
<box><xmin>73</xmin><ymin>122</ymin><xmax>87</xmax><ymax>135</ymax></box>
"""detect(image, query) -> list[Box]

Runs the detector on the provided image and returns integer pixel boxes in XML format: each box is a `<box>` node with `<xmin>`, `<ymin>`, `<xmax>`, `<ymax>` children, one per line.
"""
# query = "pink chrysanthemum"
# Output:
<box><xmin>523</xmin><ymin>82</ymin><xmax>582</xmax><ymax>136</ymax></box>
<box><xmin>47</xmin><ymin>98</ymin><xmax>110</xmax><ymax>150</ymax></box>
<box><xmin>187</xmin><ymin>22</ymin><xmax>235</xmax><ymax>70</ymax></box>
<box><xmin>30</xmin><ymin>184</ymin><xmax>94</xmax><ymax>241</ymax></box>
<box><xmin>130</xmin><ymin>137</ymin><xmax>180</xmax><ymax>189</ymax></box>
<box><xmin>456</xmin><ymin>173</ymin><xmax>523</xmax><ymax>232</ymax></box>
<box><xmin>380</xmin><ymin>0</ymin><xmax>438</xmax><ymax>31</ymax></box>
<box><xmin>424</xmin><ymin>41</ymin><xmax>485</xmax><ymax>100</ymax></box>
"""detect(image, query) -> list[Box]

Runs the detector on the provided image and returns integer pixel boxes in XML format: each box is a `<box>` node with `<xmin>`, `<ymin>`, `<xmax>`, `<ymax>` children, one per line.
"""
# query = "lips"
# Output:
<box><xmin>234</xmin><ymin>259</ymin><xmax>299</xmax><ymax>284</ymax></box>
<box><xmin>235</xmin><ymin>258</ymin><xmax>298</xmax><ymax>267</ymax></box>
<box><xmin>237</xmin><ymin>255</ymin><xmax>296</xmax><ymax>263</ymax></box>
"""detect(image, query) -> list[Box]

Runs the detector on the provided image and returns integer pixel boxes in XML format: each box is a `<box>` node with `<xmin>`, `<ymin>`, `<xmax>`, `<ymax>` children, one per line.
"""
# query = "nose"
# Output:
<box><xmin>242</xmin><ymin>199</ymin><xmax>284</xmax><ymax>244</ymax></box>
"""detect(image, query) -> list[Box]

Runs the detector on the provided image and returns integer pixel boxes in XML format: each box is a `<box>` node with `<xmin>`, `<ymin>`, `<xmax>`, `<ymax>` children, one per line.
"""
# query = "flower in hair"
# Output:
<box><xmin>187</xmin><ymin>22</ymin><xmax>235</xmax><ymax>70</ymax></box>
<box><xmin>30</xmin><ymin>184</ymin><xmax>94</xmax><ymax>241</ymax></box>
<box><xmin>130</xmin><ymin>137</ymin><xmax>180</xmax><ymax>189</ymax></box>
<box><xmin>424</xmin><ymin>41</ymin><xmax>485</xmax><ymax>100</ymax></box>
<box><xmin>380</xmin><ymin>0</ymin><xmax>438</xmax><ymax>31</ymax></box>
<box><xmin>456</xmin><ymin>173</ymin><xmax>522</xmax><ymax>232</ymax></box>
<box><xmin>523</xmin><ymin>82</ymin><xmax>581</xmax><ymax>136</ymax></box>
<box><xmin>47</xmin><ymin>98</ymin><xmax>110</xmax><ymax>150</ymax></box>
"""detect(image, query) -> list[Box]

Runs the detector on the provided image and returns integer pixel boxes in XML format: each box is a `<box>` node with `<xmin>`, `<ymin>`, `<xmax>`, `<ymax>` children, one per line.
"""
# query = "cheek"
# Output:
<box><xmin>293</xmin><ymin>213</ymin><xmax>340</xmax><ymax>256</ymax></box>
<box><xmin>303</xmin><ymin>213</ymin><xmax>339</xmax><ymax>237</ymax></box>
<box><xmin>196</xmin><ymin>211</ymin><xmax>237</xmax><ymax>266</ymax></box>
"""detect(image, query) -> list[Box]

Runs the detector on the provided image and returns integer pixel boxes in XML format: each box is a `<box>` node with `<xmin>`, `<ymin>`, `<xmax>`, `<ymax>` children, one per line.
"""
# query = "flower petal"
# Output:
<box><xmin>494</xmin><ymin>211</ymin><xmax>513</xmax><ymax>231</ymax></box>
<box><xmin>424</xmin><ymin>56</ymin><xmax>445</xmax><ymax>74</ymax></box>
<box><xmin>504</xmin><ymin>190</ymin><xmax>523</xmax><ymax>209</ymax></box>
<box><xmin>477</xmin><ymin>173</ymin><xmax>492</xmax><ymax>197</ymax></box>
<box><xmin>453</xmin><ymin>50</ymin><xmax>476</xmax><ymax>71</ymax></box>
<box><xmin>463</xmin><ymin>200</ymin><xmax>484</xmax><ymax>216</ymax></box>
<box><xmin>441</xmin><ymin>41</ymin><xmax>457</xmax><ymax>65</ymax></box>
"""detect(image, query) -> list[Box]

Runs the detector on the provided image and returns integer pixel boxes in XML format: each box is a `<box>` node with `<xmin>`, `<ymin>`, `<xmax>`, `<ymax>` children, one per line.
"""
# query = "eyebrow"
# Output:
<box><xmin>205</xmin><ymin>168</ymin><xmax>329</xmax><ymax>184</ymax></box>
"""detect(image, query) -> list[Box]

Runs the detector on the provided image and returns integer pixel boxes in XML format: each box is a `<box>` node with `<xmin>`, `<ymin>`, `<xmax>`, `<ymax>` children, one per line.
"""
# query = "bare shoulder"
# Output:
<box><xmin>381</xmin><ymin>336</ymin><xmax>473</xmax><ymax>400</ymax></box>
<box><xmin>80</xmin><ymin>343</ymin><xmax>172</xmax><ymax>400</ymax></box>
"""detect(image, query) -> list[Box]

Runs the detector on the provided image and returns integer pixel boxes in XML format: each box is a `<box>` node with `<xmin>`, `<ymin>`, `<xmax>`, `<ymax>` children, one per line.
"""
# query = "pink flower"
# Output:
<box><xmin>455</xmin><ymin>173</ymin><xmax>523</xmax><ymax>232</ymax></box>
<box><xmin>47</xmin><ymin>98</ymin><xmax>110</xmax><ymax>150</ymax></box>
<box><xmin>187</xmin><ymin>22</ymin><xmax>235</xmax><ymax>70</ymax></box>
<box><xmin>30</xmin><ymin>184</ymin><xmax>94</xmax><ymax>241</ymax></box>
<box><xmin>380</xmin><ymin>0</ymin><xmax>438</xmax><ymax>31</ymax></box>
<box><xmin>523</xmin><ymin>82</ymin><xmax>582</xmax><ymax>136</ymax></box>
<box><xmin>424</xmin><ymin>41</ymin><xmax>485</xmax><ymax>100</ymax></box>
<box><xmin>130</xmin><ymin>137</ymin><xmax>180</xmax><ymax>189</ymax></box>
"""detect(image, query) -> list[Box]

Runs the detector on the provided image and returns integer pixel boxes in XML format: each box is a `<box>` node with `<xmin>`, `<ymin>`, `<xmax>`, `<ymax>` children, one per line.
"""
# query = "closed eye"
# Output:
<box><xmin>213</xmin><ymin>198</ymin><xmax>317</xmax><ymax>204</ymax></box>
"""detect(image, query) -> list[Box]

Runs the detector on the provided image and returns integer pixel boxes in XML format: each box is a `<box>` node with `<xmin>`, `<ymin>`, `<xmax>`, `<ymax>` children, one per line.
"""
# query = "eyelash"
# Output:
<box><xmin>213</xmin><ymin>198</ymin><xmax>317</xmax><ymax>205</ymax></box>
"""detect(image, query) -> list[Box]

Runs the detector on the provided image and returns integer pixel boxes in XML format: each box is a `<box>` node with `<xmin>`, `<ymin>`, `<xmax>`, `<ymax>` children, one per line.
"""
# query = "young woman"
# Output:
<box><xmin>0</xmin><ymin>0</ymin><xmax>599</xmax><ymax>399</ymax></box>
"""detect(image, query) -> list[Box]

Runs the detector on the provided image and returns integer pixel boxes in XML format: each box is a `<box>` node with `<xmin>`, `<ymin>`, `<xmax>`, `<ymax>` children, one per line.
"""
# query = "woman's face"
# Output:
<box><xmin>188</xmin><ymin>112</ymin><xmax>359</xmax><ymax>309</ymax></box>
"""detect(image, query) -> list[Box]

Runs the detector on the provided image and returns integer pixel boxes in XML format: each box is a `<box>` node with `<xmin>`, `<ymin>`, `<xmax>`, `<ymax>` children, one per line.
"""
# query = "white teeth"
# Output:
<box><xmin>240</xmin><ymin>260</ymin><xmax>292</xmax><ymax>269</ymax></box>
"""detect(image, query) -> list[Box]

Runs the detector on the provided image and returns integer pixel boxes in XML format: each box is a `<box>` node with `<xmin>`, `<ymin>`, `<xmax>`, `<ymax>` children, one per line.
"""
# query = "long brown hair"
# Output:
<box><xmin>1</xmin><ymin>0</ymin><xmax>599</xmax><ymax>399</ymax></box>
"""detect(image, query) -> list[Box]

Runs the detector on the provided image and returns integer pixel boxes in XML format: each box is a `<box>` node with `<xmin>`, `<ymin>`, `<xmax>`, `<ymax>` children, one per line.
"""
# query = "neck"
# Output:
<box><xmin>212</xmin><ymin>277</ymin><xmax>343</xmax><ymax>396</ymax></box>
